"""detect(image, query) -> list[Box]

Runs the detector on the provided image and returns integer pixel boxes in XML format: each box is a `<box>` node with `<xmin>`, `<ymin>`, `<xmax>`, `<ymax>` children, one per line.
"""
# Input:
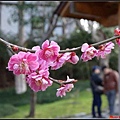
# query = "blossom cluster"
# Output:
<box><xmin>81</xmin><ymin>42</ymin><xmax>114</xmax><ymax>61</ymax></box>
<box><xmin>6</xmin><ymin>28</ymin><xmax>120</xmax><ymax>97</ymax></box>
<box><xmin>80</xmin><ymin>28</ymin><xmax>120</xmax><ymax>62</ymax></box>
<box><xmin>7</xmin><ymin>40</ymin><xmax>79</xmax><ymax>97</ymax></box>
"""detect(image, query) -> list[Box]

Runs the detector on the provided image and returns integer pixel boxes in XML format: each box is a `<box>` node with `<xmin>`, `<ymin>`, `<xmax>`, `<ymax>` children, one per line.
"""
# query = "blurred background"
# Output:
<box><xmin>0</xmin><ymin>1</ymin><xmax>119</xmax><ymax>118</ymax></box>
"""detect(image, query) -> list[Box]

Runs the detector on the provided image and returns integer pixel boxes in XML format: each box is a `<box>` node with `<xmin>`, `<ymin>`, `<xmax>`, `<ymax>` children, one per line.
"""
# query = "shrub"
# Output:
<box><xmin>0</xmin><ymin>104</ymin><xmax>18</xmax><ymax>117</ymax></box>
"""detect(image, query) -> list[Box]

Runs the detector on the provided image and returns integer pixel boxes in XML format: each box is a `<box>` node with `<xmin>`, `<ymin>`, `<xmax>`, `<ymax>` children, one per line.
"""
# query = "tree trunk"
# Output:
<box><xmin>27</xmin><ymin>6</ymin><xmax>37</xmax><ymax>118</ymax></box>
<box><xmin>15</xmin><ymin>1</ymin><xmax>27</xmax><ymax>95</ymax></box>
<box><xmin>26</xmin><ymin>90</ymin><xmax>37</xmax><ymax>118</ymax></box>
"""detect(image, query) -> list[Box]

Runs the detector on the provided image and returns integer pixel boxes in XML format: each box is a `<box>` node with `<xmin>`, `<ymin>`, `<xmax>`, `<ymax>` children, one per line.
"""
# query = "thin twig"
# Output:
<box><xmin>91</xmin><ymin>35</ymin><xmax>120</xmax><ymax>47</ymax></box>
<box><xmin>49</xmin><ymin>76</ymin><xmax>62</xmax><ymax>85</ymax></box>
<box><xmin>59</xmin><ymin>35</ymin><xmax>120</xmax><ymax>53</ymax></box>
<box><xmin>7</xmin><ymin>45</ymin><xmax>16</xmax><ymax>55</ymax></box>
<box><xmin>0</xmin><ymin>38</ymin><xmax>35</xmax><ymax>53</ymax></box>
<box><xmin>49</xmin><ymin>76</ymin><xmax>77</xmax><ymax>85</ymax></box>
<box><xmin>62</xmin><ymin>80</ymin><xmax>78</xmax><ymax>84</ymax></box>
<box><xmin>0</xmin><ymin>36</ymin><xmax>120</xmax><ymax>53</ymax></box>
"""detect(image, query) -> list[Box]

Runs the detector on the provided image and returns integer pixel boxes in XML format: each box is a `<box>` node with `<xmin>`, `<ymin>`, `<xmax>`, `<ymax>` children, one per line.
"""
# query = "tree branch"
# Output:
<box><xmin>0</xmin><ymin>35</ymin><xmax>120</xmax><ymax>86</ymax></box>
<box><xmin>40</xmin><ymin>14</ymin><xmax>59</xmax><ymax>44</ymax></box>
<box><xmin>49</xmin><ymin>76</ymin><xmax>77</xmax><ymax>86</ymax></box>
<box><xmin>0</xmin><ymin>38</ymin><xmax>35</xmax><ymax>53</ymax></box>
<box><xmin>59</xmin><ymin>35</ymin><xmax>120</xmax><ymax>53</ymax></box>
<box><xmin>0</xmin><ymin>35</ymin><xmax>120</xmax><ymax>54</ymax></box>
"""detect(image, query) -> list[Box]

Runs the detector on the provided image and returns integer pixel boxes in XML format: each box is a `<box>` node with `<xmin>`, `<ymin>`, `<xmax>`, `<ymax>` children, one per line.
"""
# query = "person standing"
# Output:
<box><xmin>101</xmin><ymin>65</ymin><xmax>119</xmax><ymax>115</ymax></box>
<box><xmin>90</xmin><ymin>65</ymin><xmax>103</xmax><ymax>118</ymax></box>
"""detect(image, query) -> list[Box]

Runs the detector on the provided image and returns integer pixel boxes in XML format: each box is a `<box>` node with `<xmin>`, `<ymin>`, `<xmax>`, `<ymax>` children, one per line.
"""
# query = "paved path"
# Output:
<box><xmin>56</xmin><ymin>111</ymin><xmax>109</xmax><ymax>119</ymax></box>
<box><xmin>56</xmin><ymin>96</ymin><xmax>120</xmax><ymax>119</ymax></box>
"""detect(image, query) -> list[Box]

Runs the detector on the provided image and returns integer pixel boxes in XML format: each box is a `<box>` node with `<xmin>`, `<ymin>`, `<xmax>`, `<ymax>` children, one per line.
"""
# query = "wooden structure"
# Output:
<box><xmin>54</xmin><ymin>1</ymin><xmax>119</xmax><ymax>27</ymax></box>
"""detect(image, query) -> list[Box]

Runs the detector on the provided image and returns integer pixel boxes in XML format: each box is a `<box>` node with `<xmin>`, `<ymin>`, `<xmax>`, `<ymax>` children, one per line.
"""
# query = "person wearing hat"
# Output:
<box><xmin>90</xmin><ymin>65</ymin><xmax>103</xmax><ymax>118</ymax></box>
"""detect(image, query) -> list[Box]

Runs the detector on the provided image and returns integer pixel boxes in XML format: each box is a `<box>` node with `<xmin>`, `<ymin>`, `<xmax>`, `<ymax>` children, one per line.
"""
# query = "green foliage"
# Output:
<box><xmin>0</xmin><ymin>80</ymin><xmax>90</xmax><ymax>107</ymax></box>
<box><xmin>1</xmin><ymin>80</ymin><xmax>108</xmax><ymax>118</ymax></box>
<box><xmin>100</xmin><ymin>26</ymin><xmax>116</xmax><ymax>38</ymax></box>
<box><xmin>0</xmin><ymin>41</ymin><xmax>9</xmax><ymax>63</ymax></box>
<box><xmin>37</xmin><ymin>79</ymin><xmax>91</xmax><ymax>104</ymax></box>
<box><xmin>0</xmin><ymin>104</ymin><xmax>18</xmax><ymax>117</ymax></box>
<box><xmin>109</xmin><ymin>45</ymin><xmax>119</xmax><ymax>71</ymax></box>
<box><xmin>58</xmin><ymin>29</ymin><xmax>92</xmax><ymax>50</ymax></box>
<box><xmin>0</xmin><ymin>85</ymin><xmax>64</xmax><ymax>106</ymax></box>
<box><xmin>0</xmin><ymin>87</ymin><xmax>30</xmax><ymax>106</ymax></box>
<box><xmin>37</xmin><ymin>83</ymin><xmax>64</xmax><ymax>104</ymax></box>
<box><xmin>31</xmin><ymin>16</ymin><xmax>45</xmax><ymax>28</ymax></box>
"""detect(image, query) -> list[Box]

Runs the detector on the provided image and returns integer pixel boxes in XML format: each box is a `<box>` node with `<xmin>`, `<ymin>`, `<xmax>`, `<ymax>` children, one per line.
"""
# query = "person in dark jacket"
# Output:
<box><xmin>90</xmin><ymin>65</ymin><xmax>103</xmax><ymax>118</ymax></box>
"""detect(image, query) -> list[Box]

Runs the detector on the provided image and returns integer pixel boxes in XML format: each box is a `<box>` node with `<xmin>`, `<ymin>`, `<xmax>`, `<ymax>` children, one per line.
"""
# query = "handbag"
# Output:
<box><xmin>91</xmin><ymin>80</ymin><xmax>104</xmax><ymax>94</ymax></box>
<box><xmin>95</xmin><ymin>85</ymin><xmax>104</xmax><ymax>94</ymax></box>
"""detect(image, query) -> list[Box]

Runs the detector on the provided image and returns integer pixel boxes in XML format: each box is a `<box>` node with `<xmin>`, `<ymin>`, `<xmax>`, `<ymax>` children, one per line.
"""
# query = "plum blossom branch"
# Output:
<box><xmin>91</xmin><ymin>35</ymin><xmax>120</xmax><ymax>47</ymax></box>
<box><xmin>49</xmin><ymin>77</ymin><xmax>61</xmax><ymax>85</ymax></box>
<box><xmin>1</xmin><ymin>28</ymin><xmax>120</xmax><ymax>97</ymax></box>
<box><xmin>0</xmin><ymin>35</ymin><xmax>120</xmax><ymax>54</ymax></box>
<box><xmin>0</xmin><ymin>38</ymin><xmax>34</xmax><ymax>53</ymax></box>
<box><xmin>59</xmin><ymin>35</ymin><xmax>120</xmax><ymax>53</ymax></box>
<box><xmin>49</xmin><ymin>76</ymin><xmax>78</xmax><ymax>85</ymax></box>
<box><xmin>7</xmin><ymin>45</ymin><xmax>16</xmax><ymax>55</ymax></box>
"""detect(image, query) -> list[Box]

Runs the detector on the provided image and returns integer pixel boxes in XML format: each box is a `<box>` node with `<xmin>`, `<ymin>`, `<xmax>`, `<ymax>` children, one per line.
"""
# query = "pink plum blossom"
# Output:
<box><xmin>97</xmin><ymin>42</ymin><xmax>114</xmax><ymax>58</ymax></box>
<box><xmin>65</xmin><ymin>52</ymin><xmax>79</xmax><ymax>64</ymax></box>
<box><xmin>114</xmin><ymin>28</ymin><xmax>120</xmax><ymax>46</ymax></box>
<box><xmin>50</xmin><ymin>53</ymin><xmax>67</xmax><ymax>70</ymax></box>
<box><xmin>50</xmin><ymin>52</ymin><xmax>79</xmax><ymax>70</ymax></box>
<box><xmin>32</xmin><ymin>46</ymin><xmax>50</xmax><ymax>68</ymax></box>
<box><xmin>56</xmin><ymin>76</ymin><xmax>74</xmax><ymax>97</ymax></box>
<box><xmin>38</xmin><ymin>40</ymin><xmax>60</xmax><ymax>63</ymax></box>
<box><xmin>81</xmin><ymin>43</ymin><xmax>98</xmax><ymax>62</ymax></box>
<box><xmin>32</xmin><ymin>46</ymin><xmax>41</xmax><ymax>51</ymax></box>
<box><xmin>27</xmin><ymin>75</ymin><xmax>52</xmax><ymax>92</ymax></box>
<box><xmin>7</xmin><ymin>51</ymin><xmax>39</xmax><ymax>75</ymax></box>
<box><xmin>26</xmin><ymin>64</ymin><xmax>52</xmax><ymax>92</ymax></box>
<box><xmin>32</xmin><ymin>46</ymin><xmax>41</xmax><ymax>61</ymax></box>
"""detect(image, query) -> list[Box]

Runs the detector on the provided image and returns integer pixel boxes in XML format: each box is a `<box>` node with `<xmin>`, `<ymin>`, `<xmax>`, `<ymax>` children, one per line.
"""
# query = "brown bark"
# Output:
<box><xmin>26</xmin><ymin>90</ymin><xmax>37</xmax><ymax>118</ymax></box>
<box><xmin>27</xmin><ymin>5</ymin><xmax>37</xmax><ymax>118</ymax></box>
